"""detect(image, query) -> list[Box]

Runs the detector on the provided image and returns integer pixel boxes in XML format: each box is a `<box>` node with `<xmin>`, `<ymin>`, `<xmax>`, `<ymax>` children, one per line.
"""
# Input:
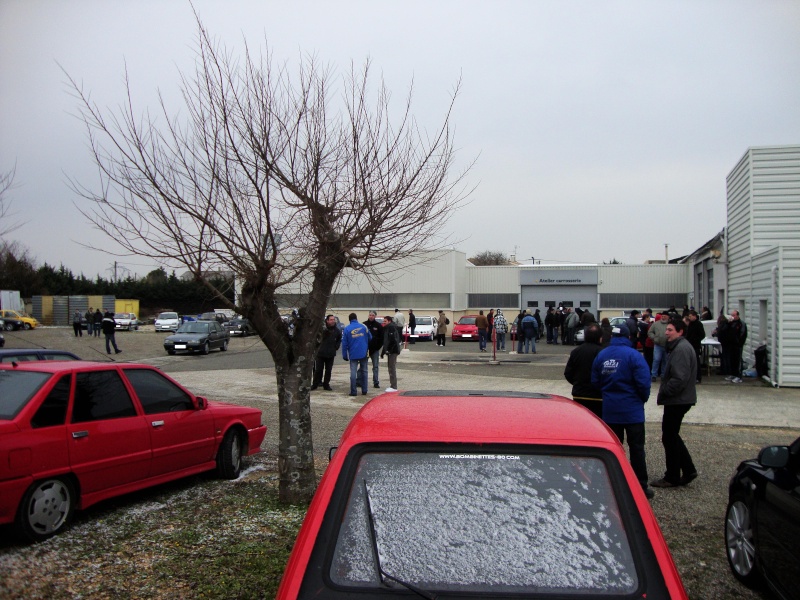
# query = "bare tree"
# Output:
<box><xmin>67</xmin><ymin>19</ymin><xmax>472</xmax><ymax>503</ymax></box>
<box><xmin>0</xmin><ymin>166</ymin><xmax>21</xmax><ymax>237</ymax></box>
<box><xmin>469</xmin><ymin>250</ymin><xmax>511</xmax><ymax>265</ymax></box>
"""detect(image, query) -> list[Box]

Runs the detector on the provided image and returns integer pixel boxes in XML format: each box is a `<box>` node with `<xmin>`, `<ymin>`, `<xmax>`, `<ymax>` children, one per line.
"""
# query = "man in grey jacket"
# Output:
<box><xmin>651</xmin><ymin>318</ymin><xmax>698</xmax><ymax>488</ymax></box>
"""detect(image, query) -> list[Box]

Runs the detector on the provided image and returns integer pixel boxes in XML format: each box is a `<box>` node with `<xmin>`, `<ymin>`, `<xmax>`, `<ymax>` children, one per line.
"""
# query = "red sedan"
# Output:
<box><xmin>0</xmin><ymin>361</ymin><xmax>266</xmax><ymax>541</ymax></box>
<box><xmin>278</xmin><ymin>391</ymin><xmax>687</xmax><ymax>599</ymax></box>
<box><xmin>451</xmin><ymin>314</ymin><xmax>480</xmax><ymax>341</ymax></box>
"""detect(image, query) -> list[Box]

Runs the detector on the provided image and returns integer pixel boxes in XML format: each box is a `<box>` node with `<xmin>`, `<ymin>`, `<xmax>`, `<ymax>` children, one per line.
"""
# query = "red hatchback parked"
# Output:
<box><xmin>278</xmin><ymin>391</ymin><xmax>687</xmax><ymax>599</ymax></box>
<box><xmin>0</xmin><ymin>361</ymin><xmax>266</xmax><ymax>541</ymax></box>
<box><xmin>451</xmin><ymin>315</ymin><xmax>480</xmax><ymax>341</ymax></box>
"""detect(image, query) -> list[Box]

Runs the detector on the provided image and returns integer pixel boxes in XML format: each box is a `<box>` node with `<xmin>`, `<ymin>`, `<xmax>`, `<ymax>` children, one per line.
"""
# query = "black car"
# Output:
<box><xmin>223</xmin><ymin>317</ymin><xmax>255</xmax><ymax>337</ymax></box>
<box><xmin>0</xmin><ymin>349</ymin><xmax>81</xmax><ymax>362</ymax></box>
<box><xmin>725</xmin><ymin>436</ymin><xmax>800</xmax><ymax>600</ymax></box>
<box><xmin>2</xmin><ymin>315</ymin><xmax>24</xmax><ymax>331</ymax></box>
<box><xmin>163</xmin><ymin>320</ymin><xmax>230</xmax><ymax>355</ymax></box>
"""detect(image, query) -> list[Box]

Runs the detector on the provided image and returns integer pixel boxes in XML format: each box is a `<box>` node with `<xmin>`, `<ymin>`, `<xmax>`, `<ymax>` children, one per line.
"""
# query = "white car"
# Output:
<box><xmin>154</xmin><ymin>311</ymin><xmax>181</xmax><ymax>332</ymax></box>
<box><xmin>114</xmin><ymin>312</ymin><xmax>139</xmax><ymax>331</ymax></box>
<box><xmin>405</xmin><ymin>315</ymin><xmax>439</xmax><ymax>341</ymax></box>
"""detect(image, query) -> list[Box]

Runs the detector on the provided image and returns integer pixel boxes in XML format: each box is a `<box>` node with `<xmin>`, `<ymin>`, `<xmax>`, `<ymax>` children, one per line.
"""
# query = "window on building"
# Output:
<box><xmin>526</xmin><ymin>300</ymin><xmax>539</xmax><ymax>307</ymax></box>
<box><xmin>468</xmin><ymin>294</ymin><xmax>519</xmax><ymax>308</ymax></box>
<box><xmin>580</xmin><ymin>301</ymin><xmax>592</xmax><ymax>308</ymax></box>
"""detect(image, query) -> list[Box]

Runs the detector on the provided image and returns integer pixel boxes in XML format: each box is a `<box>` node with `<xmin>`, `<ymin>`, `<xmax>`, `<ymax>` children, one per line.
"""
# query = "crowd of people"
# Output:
<box><xmin>71</xmin><ymin>306</ymin><xmax>123</xmax><ymax>354</ymax></box>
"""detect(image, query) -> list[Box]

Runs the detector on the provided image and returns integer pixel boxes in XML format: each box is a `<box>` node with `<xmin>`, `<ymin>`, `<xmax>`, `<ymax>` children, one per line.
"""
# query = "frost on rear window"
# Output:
<box><xmin>330</xmin><ymin>452</ymin><xmax>637</xmax><ymax>595</ymax></box>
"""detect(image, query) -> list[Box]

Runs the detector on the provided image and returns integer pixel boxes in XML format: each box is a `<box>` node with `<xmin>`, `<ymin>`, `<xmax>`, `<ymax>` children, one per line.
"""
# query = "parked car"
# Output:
<box><xmin>0</xmin><ymin>360</ymin><xmax>266</xmax><ymax>541</ymax></box>
<box><xmin>224</xmin><ymin>317</ymin><xmax>255</xmax><ymax>337</ymax></box>
<box><xmin>198</xmin><ymin>311</ymin><xmax>229</xmax><ymax>324</ymax></box>
<box><xmin>0</xmin><ymin>320</ymin><xmax>4</xmax><ymax>346</ymax></box>
<box><xmin>278</xmin><ymin>391</ymin><xmax>687</xmax><ymax>599</ymax></box>
<box><xmin>404</xmin><ymin>315</ymin><xmax>438</xmax><ymax>341</ymax></box>
<box><xmin>451</xmin><ymin>315</ymin><xmax>479</xmax><ymax>341</ymax></box>
<box><xmin>1</xmin><ymin>311</ymin><xmax>26</xmax><ymax>331</ymax></box>
<box><xmin>0</xmin><ymin>349</ymin><xmax>81</xmax><ymax>362</ymax></box>
<box><xmin>725</xmin><ymin>436</ymin><xmax>800</xmax><ymax>600</ymax></box>
<box><xmin>113</xmin><ymin>312</ymin><xmax>139</xmax><ymax>331</ymax></box>
<box><xmin>163</xmin><ymin>320</ymin><xmax>230</xmax><ymax>355</ymax></box>
<box><xmin>154</xmin><ymin>311</ymin><xmax>181</xmax><ymax>332</ymax></box>
<box><xmin>0</xmin><ymin>309</ymin><xmax>38</xmax><ymax>330</ymax></box>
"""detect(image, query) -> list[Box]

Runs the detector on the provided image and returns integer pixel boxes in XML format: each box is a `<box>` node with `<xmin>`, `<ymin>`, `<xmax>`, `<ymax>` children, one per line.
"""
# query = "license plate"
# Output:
<box><xmin>461</xmin><ymin>334</ymin><xmax>471</xmax><ymax>338</ymax></box>
<box><xmin>175</xmin><ymin>344</ymin><xmax>187</xmax><ymax>350</ymax></box>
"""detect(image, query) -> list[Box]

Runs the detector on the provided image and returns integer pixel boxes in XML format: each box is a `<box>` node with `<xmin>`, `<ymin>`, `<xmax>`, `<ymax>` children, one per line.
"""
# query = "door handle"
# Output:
<box><xmin>72</xmin><ymin>431</ymin><xmax>89</xmax><ymax>439</ymax></box>
<box><xmin>151</xmin><ymin>420</ymin><xmax>165</xmax><ymax>427</ymax></box>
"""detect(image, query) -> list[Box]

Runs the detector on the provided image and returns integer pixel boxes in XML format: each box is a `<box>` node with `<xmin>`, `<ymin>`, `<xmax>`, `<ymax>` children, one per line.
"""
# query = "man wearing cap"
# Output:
<box><xmin>648</xmin><ymin>312</ymin><xmax>670</xmax><ymax>380</ymax></box>
<box><xmin>592</xmin><ymin>322</ymin><xmax>654</xmax><ymax>499</ymax></box>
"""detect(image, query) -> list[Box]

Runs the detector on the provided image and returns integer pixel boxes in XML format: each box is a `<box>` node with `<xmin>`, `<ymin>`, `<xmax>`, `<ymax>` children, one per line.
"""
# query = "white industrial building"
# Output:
<box><xmin>268</xmin><ymin>144</ymin><xmax>799</xmax><ymax>386</ymax></box>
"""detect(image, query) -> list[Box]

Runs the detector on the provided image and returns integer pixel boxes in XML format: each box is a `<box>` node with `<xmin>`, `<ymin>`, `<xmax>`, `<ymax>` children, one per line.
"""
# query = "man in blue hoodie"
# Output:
<box><xmin>342</xmin><ymin>312</ymin><xmax>371</xmax><ymax>396</ymax></box>
<box><xmin>592</xmin><ymin>322</ymin><xmax>654</xmax><ymax>499</ymax></box>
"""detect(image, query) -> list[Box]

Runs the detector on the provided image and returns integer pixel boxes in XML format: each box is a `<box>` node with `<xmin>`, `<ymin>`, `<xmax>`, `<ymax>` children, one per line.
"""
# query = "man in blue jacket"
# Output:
<box><xmin>592</xmin><ymin>323</ymin><xmax>654</xmax><ymax>499</ymax></box>
<box><xmin>342</xmin><ymin>312</ymin><xmax>371</xmax><ymax>397</ymax></box>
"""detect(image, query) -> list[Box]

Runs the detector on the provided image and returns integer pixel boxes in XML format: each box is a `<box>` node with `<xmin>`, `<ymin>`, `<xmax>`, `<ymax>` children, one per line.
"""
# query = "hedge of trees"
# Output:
<box><xmin>0</xmin><ymin>242</ymin><xmax>234</xmax><ymax>317</ymax></box>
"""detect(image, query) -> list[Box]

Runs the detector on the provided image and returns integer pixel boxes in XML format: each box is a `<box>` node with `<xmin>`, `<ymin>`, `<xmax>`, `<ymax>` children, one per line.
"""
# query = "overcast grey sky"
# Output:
<box><xmin>1</xmin><ymin>0</ymin><xmax>799</xmax><ymax>278</ymax></box>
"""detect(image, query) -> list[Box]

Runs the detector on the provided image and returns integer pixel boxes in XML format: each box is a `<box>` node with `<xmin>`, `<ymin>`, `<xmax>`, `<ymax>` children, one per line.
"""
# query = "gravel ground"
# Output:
<box><xmin>1</xmin><ymin>327</ymin><xmax>797</xmax><ymax>599</ymax></box>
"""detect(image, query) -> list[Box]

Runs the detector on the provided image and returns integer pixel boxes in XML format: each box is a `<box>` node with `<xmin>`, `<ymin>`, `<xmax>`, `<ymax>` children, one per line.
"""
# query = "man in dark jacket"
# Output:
<box><xmin>592</xmin><ymin>322</ymin><xmax>654</xmax><ymax>499</ymax></box>
<box><xmin>381</xmin><ymin>315</ymin><xmax>402</xmax><ymax>392</ymax></box>
<box><xmin>363</xmin><ymin>311</ymin><xmax>384</xmax><ymax>389</ymax></box>
<box><xmin>564</xmin><ymin>324</ymin><xmax>603</xmax><ymax>417</ymax></box>
<box><xmin>727</xmin><ymin>310</ymin><xmax>748</xmax><ymax>383</ymax></box>
<box><xmin>311</xmin><ymin>315</ymin><xmax>342</xmax><ymax>391</ymax></box>
<box><xmin>475</xmin><ymin>310</ymin><xmax>489</xmax><ymax>352</ymax></box>
<box><xmin>651</xmin><ymin>319</ymin><xmax>698</xmax><ymax>488</ymax></box>
<box><xmin>685</xmin><ymin>310</ymin><xmax>705</xmax><ymax>383</ymax></box>
<box><xmin>102</xmin><ymin>309</ymin><xmax>121</xmax><ymax>354</ymax></box>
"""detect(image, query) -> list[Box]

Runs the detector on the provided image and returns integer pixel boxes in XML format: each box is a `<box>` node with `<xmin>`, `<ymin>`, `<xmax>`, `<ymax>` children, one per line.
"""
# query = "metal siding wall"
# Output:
<box><xmin>778</xmin><ymin>247</ymin><xmax>800</xmax><ymax>386</ymax></box>
<box><xmin>727</xmin><ymin>149</ymin><xmax>753</xmax><ymax>310</ymax></box>
<box><xmin>466</xmin><ymin>266</ymin><xmax>521</xmax><ymax>292</ymax></box>
<box><xmin>332</xmin><ymin>250</ymin><xmax>463</xmax><ymax>294</ymax></box>
<box><xmin>597</xmin><ymin>265</ymin><xmax>691</xmax><ymax>292</ymax></box>
<box><xmin>751</xmin><ymin>147</ymin><xmax>800</xmax><ymax>253</ymax></box>
<box><xmin>750</xmin><ymin>249</ymin><xmax>778</xmax><ymax>381</ymax></box>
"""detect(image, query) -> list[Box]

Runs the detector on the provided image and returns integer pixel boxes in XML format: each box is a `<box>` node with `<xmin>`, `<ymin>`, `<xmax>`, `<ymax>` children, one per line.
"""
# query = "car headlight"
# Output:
<box><xmin>164</xmin><ymin>340</ymin><xmax>174</xmax><ymax>346</ymax></box>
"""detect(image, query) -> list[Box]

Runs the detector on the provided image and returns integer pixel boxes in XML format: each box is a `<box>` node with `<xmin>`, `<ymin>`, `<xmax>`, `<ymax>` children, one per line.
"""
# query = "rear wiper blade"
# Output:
<box><xmin>362</xmin><ymin>479</ymin><xmax>437</xmax><ymax>599</ymax></box>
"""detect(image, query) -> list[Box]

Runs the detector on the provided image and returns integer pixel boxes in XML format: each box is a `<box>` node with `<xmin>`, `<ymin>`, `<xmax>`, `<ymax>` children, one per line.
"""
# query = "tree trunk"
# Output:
<box><xmin>274</xmin><ymin>357</ymin><xmax>317</xmax><ymax>504</ymax></box>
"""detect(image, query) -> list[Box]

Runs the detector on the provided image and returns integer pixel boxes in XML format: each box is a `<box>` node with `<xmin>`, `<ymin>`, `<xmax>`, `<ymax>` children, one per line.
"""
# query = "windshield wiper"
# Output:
<box><xmin>362</xmin><ymin>479</ymin><xmax>438</xmax><ymax>599</ymax></box>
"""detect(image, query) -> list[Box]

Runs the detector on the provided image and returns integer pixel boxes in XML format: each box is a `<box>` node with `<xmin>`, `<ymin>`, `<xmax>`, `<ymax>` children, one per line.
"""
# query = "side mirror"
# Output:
<box><xmin>329</xmin><ymin>446</ymin><xmax>338</xmax><ymax>461</ymax></box>
<box><xmin>195</xmin><ymin>396</ymin><xmax>208</xmax><ymax>410</ymax></box>
<box><xmin>758</xmin><ymin>445</ymin><xmax>789</xmax><ymax>469</ymax></box>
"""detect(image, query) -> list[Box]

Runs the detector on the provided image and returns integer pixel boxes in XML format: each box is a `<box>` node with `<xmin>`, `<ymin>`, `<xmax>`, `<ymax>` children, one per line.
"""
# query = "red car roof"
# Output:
<box><xmin>338</xmin><ymin>391</ymin><xmax>617</xmax><ymax>448</ymax></box>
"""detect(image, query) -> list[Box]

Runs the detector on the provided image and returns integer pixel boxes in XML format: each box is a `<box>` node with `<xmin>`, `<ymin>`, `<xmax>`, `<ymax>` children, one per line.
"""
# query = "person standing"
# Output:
<box><xmin>592</xmin><ymin>323</ymin><xmax>654</xmax><ymax>499</ymax></box>
<box><xmin>564</xmin><ymin>324</ymin><xmax>604</xmax><ymax>417</ymax></box>
<box><xmin>342</xmin><ymin>313</ymin><xmax>371</xmax><ymax>397</ymax></box>
<box><xmin>102</xmin><ymin>309</ymin><xmax>121</xmax><ymax>354</ymax></box>
<box><xmin>475</xmin><ymin>310</ymin><xmax>489</xmax><ymax>352</ymax></box>
<box><xmin>651</xmin><ymin>319</ymin><xmax>698</xmax><ymax>488</ymax></box>
<box><xmin>521</xmin><ymin>310</ymin><xmax>537</xmax><ymax>353</ymax></box>
<box><xmin>648</xmin><ymin>312</ymin><xmax>670</xmax><ymax>380</ymax></box>
<box><xmin>407</xmin><ymin>309</ymin><xmax>417</xmax><ymax>344</ymax></box>
<box><xmin>311</xmin><ymin>315</ymin><xmax>342</xmax><ymax>391</ymax></box>
<box><xmin>533</xmin><ymin>309</ymin><xmax>543</xmax><ymax>341</ymax></box>
<box><xmin>600</xmin><ymin>317</ymin><xmax>613</xmax><ymax>346</ymax></box>
<box><xmin>381</xmin><ymin>315</ymin><xmax>402</xmax><ymax>391</ymax></box>
<box><xmin>493</xmin><ymin>309</ymin><xmax>508</xmax><ymax>351</ymax></box>
<box><xmin>393</xmin><ymin>308</ymin><xmax>405</xmax><ymax>330</ymax></box>
<box><xmin>713</xmin><ymin>314</ymin><xmax>732</xmax><ymax>376</ymax></box>
<box><xmin>700</xmin><ymin>306</ymin><xmax>712</xmax><ymax>321</ymax></box>
<box><xmin>93</xmin><ymin>308</ymin><xmax>103</xmax><ymax>336</ymax></box>
<box><xmin>728</xmin><ymin>310</ymin><xmax>748</xmax><ymax>383</ymax></box>
<box><xmin>580</xmin><ymin>309</ymin><xmax>596</xmax><ymax>327</ymax></box>
<box><xmin>685</xmin><ymin>310</ymin><xmax>705</xmax><ymax>384</ymax></box>
<box><xmin>486</xmin><ymin>309</ymin><xmax>495</xmax><ymax>340</ymax></box>
<box><xmin>545</xmin><ymin>308</ymin><xmax>557</xmax><ymax>345</ymax></box>
<box><xmin>625</xmin><ymin>310</ymin><xmax>640</xmax><ymax>347</ymax></box>
<box><xmin>565</xmin><ymin>308</ymin><xmax>579</xmax><ymax>345</ymax></box>
<box><xmin>436</xmin><ymin>310</ymin><xmax>448</xmax><ymax>346</ymax></box>
<box><xmin>72</xmin><ymin>310</ymin><xmax>83</xmax><ymax>337</ymax></box>
<box><xmin>363</xmin><ymin>311</ymin><xmax>384</xmax><ymax>388</ymax></box>
<box><xmin>85</xmin><ymin>307</ymin><xmax>94</xmax><ymax>335</ymax></box>
<box><xmin>640</xmin><ymin>312</ymin><xmax>654</xmax><ymax>372</ymax></box>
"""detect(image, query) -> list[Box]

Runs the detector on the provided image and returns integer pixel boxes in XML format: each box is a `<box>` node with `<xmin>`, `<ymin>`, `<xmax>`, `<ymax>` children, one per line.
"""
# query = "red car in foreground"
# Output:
<box><xmin>0</xmin><ymin>361</ymin><xmax>266</xmax><ymax>541</ymax></box>
<box><xmin>278</xmin><ymin>391</ymin><xmax>687</xmax><ymax>599</ymax></box>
